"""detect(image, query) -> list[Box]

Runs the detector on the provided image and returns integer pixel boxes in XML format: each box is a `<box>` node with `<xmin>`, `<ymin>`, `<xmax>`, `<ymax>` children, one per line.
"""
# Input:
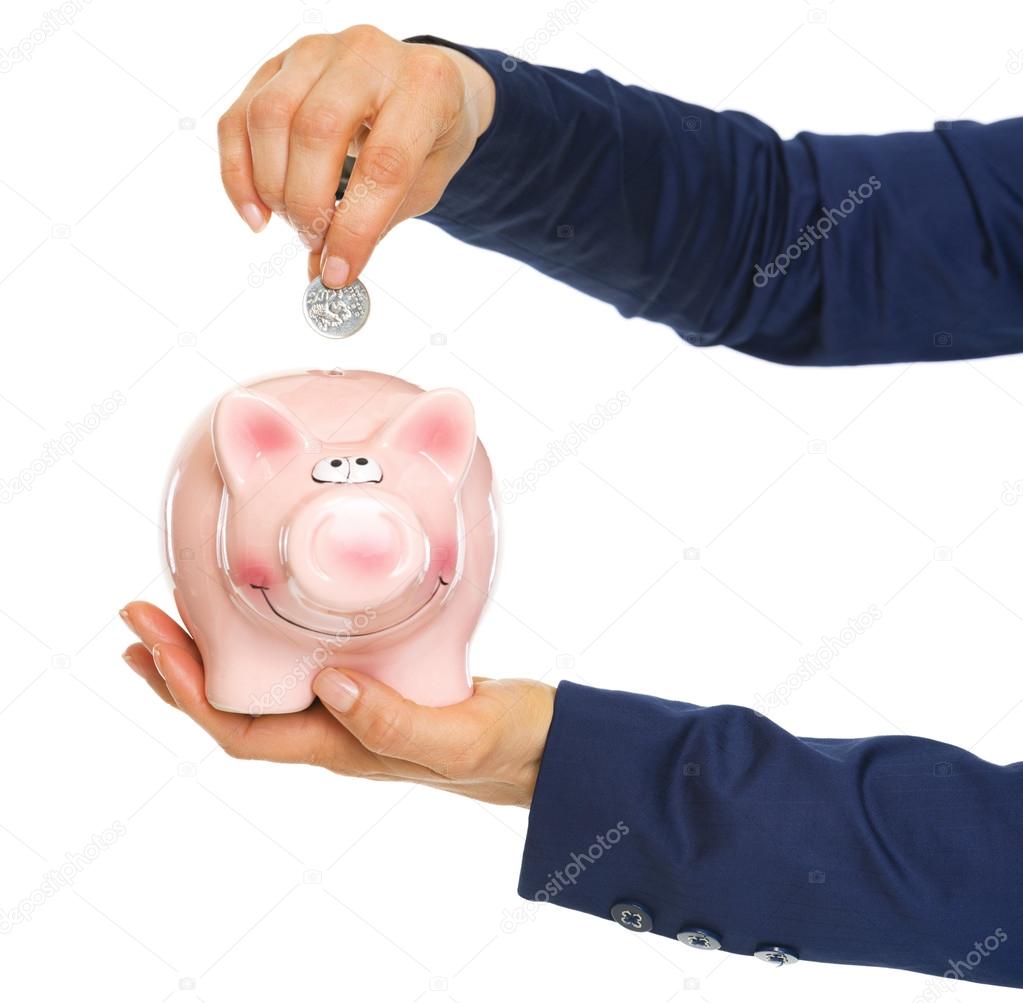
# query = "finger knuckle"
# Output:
<box><xmin>219</xmin><ymin>735</ymin><xmax>249</xmax><ymax>760</ymax></box>
<box><xmin>329</xmin><ymin>208</ymin><xmax>371</xmax><ymax>243</ymax></box>
<box><xmin>339</xmin><ymin>23</ymin><xmax>386</xmax><ymax>50</ymax></box>
<box><xmin>306</xmin><ymin>732</ymin><xmax>338</xmax><ymax>771</ymax></box>
<box><xmin>254</xmin><ymin>180</ymin><xmax>286</xmax><ymax>209</ymax></box>
<box><xmin>291</xmin><ymin>33</ymin><xmax>333</xmax><ymax>59</ymax></box>
<box><xmin>439</xmin><ymin>742</ymin><xmax>486</xmax><ymax>780</ymax></box>
<box><xmin>361</xmin><ymin>706</ymin><xmax>408</xmax><ymax>756</ymax></box>
<box><xmin>286</xmin><ymin>199</ymin><xmax>332</xmax><ymax>238</ymax></box>
<box><xmin>219</xmin><ymin>151</ymin><xmax>248</xmax><ymax>184</ymax></box>
<box><xmin>292</xmin><ymin>103</ymin><xmax>348</xmax><ymax>142</ymax></box>
<box><xmin>406</xmin><ymin>46</ymin><xmax>460</xmax><ymax>91</ymax></box>
<box><xmin>216</xmin><ymin>110</ymin><xmax>245</xmax><ymax>142</ymax></box>
<box><xmin>248</xmin><ymin>90</ymin><xmax>297</xmax><ymax>130</ymax></box>
<box><xmin>359</xmin><ymin>144</ymin><xmax>411</xmax><ymax>189</ymax></box>
<box><xmin>284</xmin><ymin>195</ymin><xmax>323</xmax><ymax>221</ymax></box>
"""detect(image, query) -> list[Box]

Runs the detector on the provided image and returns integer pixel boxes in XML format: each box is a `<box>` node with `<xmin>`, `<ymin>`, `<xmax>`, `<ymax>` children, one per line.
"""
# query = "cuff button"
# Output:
<box><xmin>677</xmin><ymin>927</ymin><xmax>722</xmax><ymax>951</ymax></box>
<box><xmin>610</xmin><ymin>901</ymin><xmax>653</xmax><ymax>932</ymax></box>
<box><xmin>754</xmin><ymin>945</ymin><xmax>799</xmax><ymax>966</ymax></box>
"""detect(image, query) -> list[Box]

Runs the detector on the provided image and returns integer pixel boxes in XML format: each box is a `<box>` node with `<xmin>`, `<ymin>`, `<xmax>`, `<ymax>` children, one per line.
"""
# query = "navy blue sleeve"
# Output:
<box><xmin>409</xmin><ymin>36</ymin><xmax>1023</xmax><ymax>366</ymax></box>
<box><xmin>517</xmin><ymin>681</ymin><xmax>1023</xmax><ymax>986</ymax></box>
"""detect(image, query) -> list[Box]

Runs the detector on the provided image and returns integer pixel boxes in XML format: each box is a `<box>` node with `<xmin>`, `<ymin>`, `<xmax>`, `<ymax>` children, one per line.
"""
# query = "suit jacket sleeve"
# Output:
<box><xmin>514</xmin><ymin>680</ymin><xmax>1023</xmax><ymax>986</ymax></box>
<box><xmin>408</xmin><ymin>36</ymin><xmax>1023</xmax><ymax>366</ymax></box>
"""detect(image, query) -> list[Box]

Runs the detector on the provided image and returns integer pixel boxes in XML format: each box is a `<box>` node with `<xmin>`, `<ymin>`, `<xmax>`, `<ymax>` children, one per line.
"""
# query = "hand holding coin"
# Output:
<box><xmin>216</xmin><ymin>25</ymin><xmax>496</xmax><ymax>292</ymax></box>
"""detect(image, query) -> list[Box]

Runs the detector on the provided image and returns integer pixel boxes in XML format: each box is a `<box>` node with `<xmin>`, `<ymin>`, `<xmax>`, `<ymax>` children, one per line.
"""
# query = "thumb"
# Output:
<box><xmin>312</xmin><ymin>667</ymin><xmax>447</xmax><ymax>765</ymax></box>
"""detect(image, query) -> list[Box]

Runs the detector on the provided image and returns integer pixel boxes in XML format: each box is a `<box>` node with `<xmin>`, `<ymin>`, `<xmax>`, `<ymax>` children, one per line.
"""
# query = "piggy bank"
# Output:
<box><xmin>164</xmin><ymin>370</ymin><xmax>497</xmax><ymax>713</ymax></box>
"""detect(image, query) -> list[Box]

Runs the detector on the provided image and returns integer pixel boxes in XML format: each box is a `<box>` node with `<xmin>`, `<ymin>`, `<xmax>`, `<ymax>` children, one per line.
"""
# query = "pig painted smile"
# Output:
<box><xmin>249</xmin><ymin>574</ymin><xmax>450</xmax><ymax>638</ymax></box>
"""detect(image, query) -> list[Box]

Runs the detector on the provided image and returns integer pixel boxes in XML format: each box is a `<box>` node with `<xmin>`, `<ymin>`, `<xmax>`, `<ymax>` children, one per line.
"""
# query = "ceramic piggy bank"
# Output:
<box><xmin>164</xmin><ymin>370</ymin><xmax>496</xmax><ymax>713</ymax></box>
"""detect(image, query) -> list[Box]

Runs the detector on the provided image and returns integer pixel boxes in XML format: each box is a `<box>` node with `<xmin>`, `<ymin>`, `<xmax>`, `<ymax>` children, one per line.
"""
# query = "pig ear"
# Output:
<box><xmin>212</xmin><ymin>389</ymin><xmax>316</xmax><ymax>497</ymax></box>
<box><xmin>382</xmin><ymin>389</ymin><xmax>476</xmax><ymax>484</ymax></box>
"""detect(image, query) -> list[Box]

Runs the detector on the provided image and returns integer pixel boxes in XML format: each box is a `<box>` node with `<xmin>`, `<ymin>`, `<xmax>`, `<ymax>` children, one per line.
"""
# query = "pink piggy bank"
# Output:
<box><xmin>164</xmin><ymin>369</ymin><xmax>497</xmax><ymax>713</ymax></box>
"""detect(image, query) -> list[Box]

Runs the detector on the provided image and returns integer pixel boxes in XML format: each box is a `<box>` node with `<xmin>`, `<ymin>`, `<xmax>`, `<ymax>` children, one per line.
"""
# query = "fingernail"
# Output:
<box><xmin>122</xmin><ymin>651</ymin><xmax>141</xmax><ymax>674</ymax></box>
<box><xmin>316</xmin><ymin>669</ymin><xmax>358</xmax><ymax>712</ymax></box>
<box><xmin>151</xmin><ymin>644</ymin><xmax>165</xmax><ymax>680</ymax></box>
<box><xmin>240</xmin><ymin>202</ymin><xmax>267</xmax><ymax>233</ymax></box>
<box><xmin>119</xmin><ymin>607</ymin><xmax>138</xmax><ymax>636</ymax></box>
<box><xmin>321</xmin><ymin>256</ymin><xmax>350</xmax><ymax>289</ymax></box>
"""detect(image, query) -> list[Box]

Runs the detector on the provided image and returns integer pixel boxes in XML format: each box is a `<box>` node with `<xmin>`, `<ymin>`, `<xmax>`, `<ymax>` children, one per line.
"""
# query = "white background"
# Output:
<box><xmin>1</xmin><ymin>0</ymin><xmax>1021</xmax><ymax>1000</ymax></box>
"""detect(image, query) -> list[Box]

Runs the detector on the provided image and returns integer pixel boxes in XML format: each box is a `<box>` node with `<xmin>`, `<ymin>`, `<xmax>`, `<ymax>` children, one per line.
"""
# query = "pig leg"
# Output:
<box><xmin>178</xmin><ymin>588</ymin><xmax>317</xmax><ymax>715</ymax></box>
<box><xmin>350</xmin><ymin>630</ymin><xmax>474</xmax><ymax>707</ymax></box>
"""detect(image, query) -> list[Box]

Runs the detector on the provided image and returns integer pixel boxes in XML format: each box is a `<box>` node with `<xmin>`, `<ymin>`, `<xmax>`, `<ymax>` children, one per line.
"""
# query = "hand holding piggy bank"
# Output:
<box><xmin>164</xmin><ymin>370</ymin><xmax>496</xmax><ymax>713</ymax></box>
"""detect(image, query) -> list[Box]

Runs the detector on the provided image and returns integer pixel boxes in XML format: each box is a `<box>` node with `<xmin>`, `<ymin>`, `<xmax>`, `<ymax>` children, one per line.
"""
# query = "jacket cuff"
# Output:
<box><xmin>402</xmin><ymin>35</ymin><xmax>548</xmax><ymax>220</ymax></box>
<box><xmin>516</xmin><ymin>681</ymin><xmax>719</xmax><ymax>937</ymax></box>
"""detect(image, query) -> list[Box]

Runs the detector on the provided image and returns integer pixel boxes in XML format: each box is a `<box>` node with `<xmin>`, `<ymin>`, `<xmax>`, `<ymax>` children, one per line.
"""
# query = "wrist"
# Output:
<box><xmin>424</xmin><ymin>43</ymin><xmax>496</xmax><ymax>141</ymax></box>
<box><xmin>514</xmin><ymin>681</ymin><xmax>555</xmax><ymax>808</ymax></box>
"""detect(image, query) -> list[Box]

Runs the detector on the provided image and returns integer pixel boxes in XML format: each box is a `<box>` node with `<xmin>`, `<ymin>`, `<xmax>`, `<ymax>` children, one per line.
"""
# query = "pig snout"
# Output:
<box><xmin>284</xmin><ymin>494</ymin><xmax>428</xmax><ymax>610</ymax></box>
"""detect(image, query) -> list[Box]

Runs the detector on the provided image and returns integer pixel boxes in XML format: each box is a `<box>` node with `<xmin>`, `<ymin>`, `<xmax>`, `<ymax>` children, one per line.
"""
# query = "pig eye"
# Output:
<box><xmin>312</xmin><ymin>458</ymin><xmax>350</xmax><ymax>483</ymax></box>
<box><xmin>347</xmin><ymin>457</ymin><xmax>383</xmax><ymax>484</ymax></box>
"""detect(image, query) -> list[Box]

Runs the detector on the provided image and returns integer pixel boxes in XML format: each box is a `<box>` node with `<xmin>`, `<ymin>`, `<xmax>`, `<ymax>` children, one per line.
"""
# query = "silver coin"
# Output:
<box><xmin>303</xmin><ymin>276</ymin><xmax>370</xmax><ymax>339</ymax></box>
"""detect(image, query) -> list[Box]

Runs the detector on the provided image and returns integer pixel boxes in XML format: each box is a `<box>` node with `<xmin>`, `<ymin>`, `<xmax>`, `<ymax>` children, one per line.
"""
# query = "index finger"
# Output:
<box><xmin>319</xmin><ymin>57</ymin><xmax>459</xmax><ymax>285</ymax></box>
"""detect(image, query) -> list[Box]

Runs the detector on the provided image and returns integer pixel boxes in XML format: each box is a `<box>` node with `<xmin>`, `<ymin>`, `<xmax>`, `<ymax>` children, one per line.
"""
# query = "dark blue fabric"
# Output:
<box><xmin>413</xmin><ymin>37</ymin><xmax>1023</xmax><ymax>366</ymax></box>
<box><xmin>521</xmin><ymin>681</ymin><xmax>1023</xmax><ymax>986</ymax></box>
<box><xmin>406</xmin><ymin>37</ymin><xmax>1023</xmax><ymax>984</ymax></box>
